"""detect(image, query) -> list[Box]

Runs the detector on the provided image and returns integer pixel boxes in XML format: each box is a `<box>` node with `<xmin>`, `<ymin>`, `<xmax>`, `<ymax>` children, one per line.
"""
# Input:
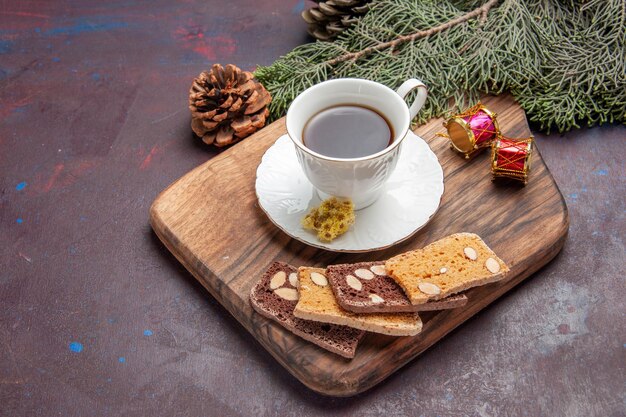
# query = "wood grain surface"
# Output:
<box><xmin>150</xmin><ymin>94</ymin><xmax>569</xmax><ymax>396</ymax></box>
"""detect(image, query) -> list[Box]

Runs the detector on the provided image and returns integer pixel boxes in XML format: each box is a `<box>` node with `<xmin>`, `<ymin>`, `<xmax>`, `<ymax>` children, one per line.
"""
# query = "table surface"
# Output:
<box><xmin>1</xmin><ymin>1</ymin><xmax>624</xmax><ymax>416</ymax></box>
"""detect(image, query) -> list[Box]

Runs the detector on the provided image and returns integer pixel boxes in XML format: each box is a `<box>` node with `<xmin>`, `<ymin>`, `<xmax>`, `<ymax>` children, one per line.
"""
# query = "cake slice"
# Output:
<box><xmin>385</xmin><ymin>233</ymin><xmax>509</xmax><ymax>305</ymax></box>
<box><xmin>249</xmin><ymin>262</ymin><xmax>365</xmax><ymax>358</ymax></box>
<box><xmin>326</xmin><ymin>261</ymin><xmax>468</xmax><ymax>314</ymax></box>
<box><xmin>293</xmin><ymin>267</ymin><xmax>422</xmax><ymax>336</ymax></box>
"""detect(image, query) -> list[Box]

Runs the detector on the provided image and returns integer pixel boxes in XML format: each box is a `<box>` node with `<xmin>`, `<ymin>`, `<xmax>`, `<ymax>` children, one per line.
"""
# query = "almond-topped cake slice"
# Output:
<box><xmin>293</xmin><ymin>267</ymin><xmax>422</xmax><ymax>336</ymax></box>
<box><xmin>385</xmin><ymin>233</ymin><xmax>509</xmax><ymax>305</ymax></box>
<box><xmin>326</xmin><ymin>261</ymin><xmax>468</xmax><ymax>313</ymax></box>
<box><xmin>249</xmin><ymin>262</ymin><xmax>365</xmax><ymax>358</ymax></box>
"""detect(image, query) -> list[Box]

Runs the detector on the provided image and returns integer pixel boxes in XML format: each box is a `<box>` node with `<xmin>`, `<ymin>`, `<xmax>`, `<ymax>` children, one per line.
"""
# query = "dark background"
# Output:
<box><xmin>1</xmin><ymin>1</ymin><xmax>624</xmax><ymax>416</ymax></box>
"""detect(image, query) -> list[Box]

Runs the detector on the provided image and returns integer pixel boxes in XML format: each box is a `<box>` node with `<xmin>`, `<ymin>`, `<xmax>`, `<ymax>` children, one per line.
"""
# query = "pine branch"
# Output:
<box><xmin>327</xmin><ymin>0</ymin><xmax>499</xmax><ymax>66</ymax></box>
<box><xmin>255</xmin><ymin>0</ymin><xmax>626</xmax><ymax>133</ymax></box>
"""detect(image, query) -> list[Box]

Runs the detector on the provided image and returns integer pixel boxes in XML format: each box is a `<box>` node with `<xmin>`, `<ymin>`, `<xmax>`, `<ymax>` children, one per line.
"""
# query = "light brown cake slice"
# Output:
<box><xmin>250</xmin><ymin>262</ymin><xmax>365</xmax><ymax>358</ymax></box>
<box><xmin>385</xmin><ymin>233</ymin><xmax>509</xmax><ymax>305</ymax></box>
<box><xmin>293</xmin><ymin>267</ymin><xmax>422</xmax><ymax>336</ymax></box>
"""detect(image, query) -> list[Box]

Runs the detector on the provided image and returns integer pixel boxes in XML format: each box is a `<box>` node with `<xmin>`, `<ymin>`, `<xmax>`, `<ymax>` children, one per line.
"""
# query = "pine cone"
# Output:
<box><xmin>189</xmin><ymin>64</ymin><xmax>272</xmax><ymax>147</ymax></box>
<box><xmin>302</xmin><ymin>0</ymin><xmax>373</xmax><ymax>41</ymax></box>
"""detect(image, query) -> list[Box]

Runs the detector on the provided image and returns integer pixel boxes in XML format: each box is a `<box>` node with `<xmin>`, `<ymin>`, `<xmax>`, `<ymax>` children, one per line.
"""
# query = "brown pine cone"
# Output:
<box><xmin>189</xmin><ymin>64</ymin><xmax>272</xmax><ymax>147</ymax></box>
<box><xmin>302</xmin><ymin>0</ymin><xmax>373</xmax><ymax>42</ymax></box>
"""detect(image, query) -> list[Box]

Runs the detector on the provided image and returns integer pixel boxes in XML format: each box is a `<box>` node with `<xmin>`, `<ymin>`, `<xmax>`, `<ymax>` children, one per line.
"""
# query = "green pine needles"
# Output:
<box><xmin>255</xmin><ymin>0</ymin><xmax>625</xmax><ymax>133</ymax></box>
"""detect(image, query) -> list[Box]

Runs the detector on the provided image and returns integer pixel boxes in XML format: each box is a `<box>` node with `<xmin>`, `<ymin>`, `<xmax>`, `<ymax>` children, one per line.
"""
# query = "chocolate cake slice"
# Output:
<box><xmin>249</xmin><ymin>261</ymin><xmax>364</xmax><ymax>359</ymax></box>
<box><xmin>326</xmin><ymin>261</ymin><xmax>468</xmax><ymax>314</ymax></box>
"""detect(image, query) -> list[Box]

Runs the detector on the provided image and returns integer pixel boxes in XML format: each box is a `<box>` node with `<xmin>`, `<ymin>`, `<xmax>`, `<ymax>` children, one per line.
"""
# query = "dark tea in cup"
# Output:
<box><xmin>302</xmin><ymin>105</ymin><xmax>394</xmax><ymax>159</ymax></box>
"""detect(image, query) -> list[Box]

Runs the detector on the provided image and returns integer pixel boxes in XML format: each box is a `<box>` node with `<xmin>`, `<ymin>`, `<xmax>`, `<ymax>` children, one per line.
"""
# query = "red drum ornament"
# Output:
<box><xmin>491</xmin><ymin>136</ymin><xmax>534</xmax><ymax>185</ymax></box>
<box><xmin>442</xmin><ymin>103</ymin><xmax>500</xmax><ymax>159</ymax></box>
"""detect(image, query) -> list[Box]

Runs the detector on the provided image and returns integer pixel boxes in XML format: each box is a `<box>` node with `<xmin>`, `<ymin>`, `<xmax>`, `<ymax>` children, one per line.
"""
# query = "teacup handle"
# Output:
<box><xmin>396</xmin><ymin>79</ymin><xmax>428</xmax><ymax>120</ymax></box>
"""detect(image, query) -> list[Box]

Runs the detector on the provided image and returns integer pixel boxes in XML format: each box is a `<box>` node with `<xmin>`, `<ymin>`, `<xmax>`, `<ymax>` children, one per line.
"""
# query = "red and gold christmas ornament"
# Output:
<box><xmin>490</xmin><ymin>136</ymin><xmax>534</xmax><ymax>185</ymax></box>
<box><xmin>442</xmin><ymin>103</ymin><xmax>500</xmax><ymax>159</ymax></box>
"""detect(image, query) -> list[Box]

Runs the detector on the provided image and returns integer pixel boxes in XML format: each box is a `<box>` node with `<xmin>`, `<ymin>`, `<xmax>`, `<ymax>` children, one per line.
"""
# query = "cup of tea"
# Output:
<box><xmin>286</xmin><ymin>78</ymin><xmax>427</xmax><ymax>209</ymax></box>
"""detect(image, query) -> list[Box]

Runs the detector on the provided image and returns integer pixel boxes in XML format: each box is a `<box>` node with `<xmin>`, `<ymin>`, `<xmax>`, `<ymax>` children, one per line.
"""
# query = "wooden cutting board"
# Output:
<box><xmin>150</xmin><ymin>94</ymin><xmax>569</xmax><ymax>396</ymax></box>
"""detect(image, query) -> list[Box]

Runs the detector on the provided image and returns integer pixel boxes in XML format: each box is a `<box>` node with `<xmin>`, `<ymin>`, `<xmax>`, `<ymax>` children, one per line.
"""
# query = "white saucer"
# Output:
<box><xmin>255</xmin><ymin>133</ymin><xmax>444</xmax><ymax>252</ymax></box>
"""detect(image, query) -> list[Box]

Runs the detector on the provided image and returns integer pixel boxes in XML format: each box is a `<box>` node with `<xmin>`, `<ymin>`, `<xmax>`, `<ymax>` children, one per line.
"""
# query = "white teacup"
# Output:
<box><xmin>286</xmin><ymin>78</ymin><xmax>427</xmax><ymax>209</ymax></box>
